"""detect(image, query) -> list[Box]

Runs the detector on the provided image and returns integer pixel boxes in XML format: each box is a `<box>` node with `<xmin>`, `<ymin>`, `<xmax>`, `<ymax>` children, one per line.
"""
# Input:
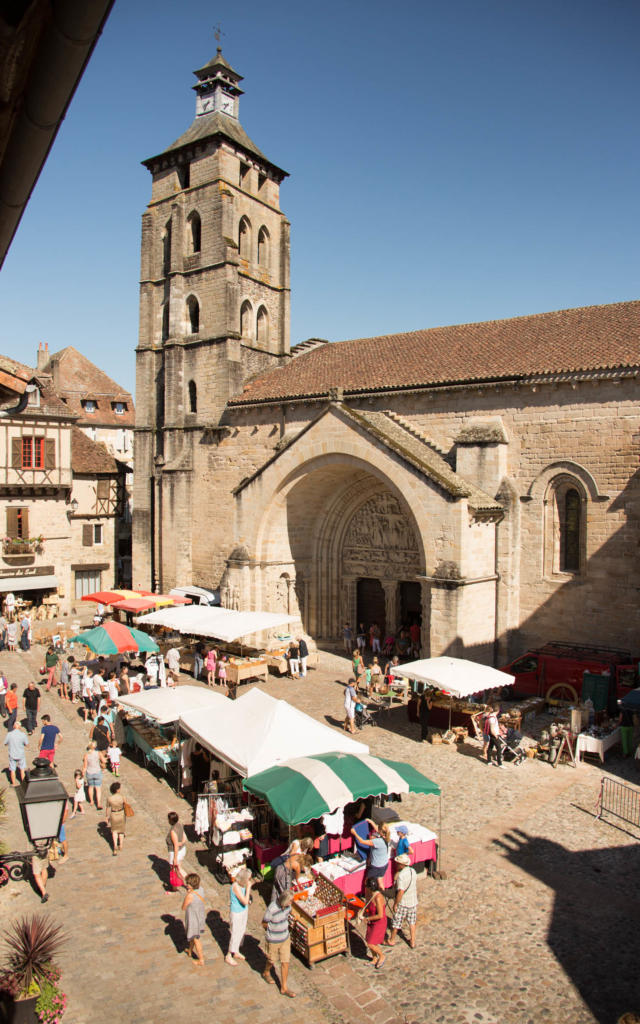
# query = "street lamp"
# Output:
<box><xmin>0</xmin><ymin>759</ymin><xmax>69</xmax><ymax>882</ymax></box>
<box><xmin>67</xmin><ymin>498</ymin><xmax>79</xmax><ymax>519</ymax></box>
<box><xmin>16</xmin><ymin>758</ymin><xmax>69</xmax><ymax>850</ymax></box>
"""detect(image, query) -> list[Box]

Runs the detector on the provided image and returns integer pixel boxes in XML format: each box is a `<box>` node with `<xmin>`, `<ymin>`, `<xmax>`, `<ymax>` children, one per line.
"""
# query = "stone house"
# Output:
<box><xmin>0</xmin><ymin>354</ymin><xmax>127</xmax><ymax>616</ymax></box>
<box><xmin>133</xmin><ymin>50</ymin><xmax>640</xmax><ymax>663</ymax></box>
<box><xmin>37</xmin><ymin>343</ymin><xmax>134</xmax><ymax>585</ymax></box>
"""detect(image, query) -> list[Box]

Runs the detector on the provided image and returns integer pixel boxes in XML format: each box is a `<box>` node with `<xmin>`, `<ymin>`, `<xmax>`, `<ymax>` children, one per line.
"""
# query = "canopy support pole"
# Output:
<box><xmin>437</xmin><ymin>793</ymin><xmax>443</xmax><ymax>873</ymax></box>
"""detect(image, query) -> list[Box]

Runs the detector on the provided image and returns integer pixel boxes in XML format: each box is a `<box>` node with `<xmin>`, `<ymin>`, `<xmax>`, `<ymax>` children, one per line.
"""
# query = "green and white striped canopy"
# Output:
<box><xmin>242</xmin><ymin>752</ymin><xmax>440</xmax><ymax>825</ymax></box>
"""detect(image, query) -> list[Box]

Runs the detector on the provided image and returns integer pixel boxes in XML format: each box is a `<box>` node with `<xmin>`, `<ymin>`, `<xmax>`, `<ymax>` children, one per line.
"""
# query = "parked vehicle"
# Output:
<box><xmin>169</xmin><ymin>585</ymin><xmax>219</xmax><ymax>606</ymax></box>
<box><xmin>501</xmin><ymin>642</ymin><xmax>638</xmax><ymax>703</ymax></box>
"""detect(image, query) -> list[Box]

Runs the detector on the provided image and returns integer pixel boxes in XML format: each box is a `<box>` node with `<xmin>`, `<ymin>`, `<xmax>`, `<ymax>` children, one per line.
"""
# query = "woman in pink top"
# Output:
<box><xmin>205</xmin><ymin>648</ymin><xmax>217</xmax><ymax>687</ymax></box>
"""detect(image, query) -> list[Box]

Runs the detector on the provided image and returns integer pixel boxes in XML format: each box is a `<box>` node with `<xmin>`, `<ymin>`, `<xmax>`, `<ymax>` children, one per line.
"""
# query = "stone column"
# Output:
<box><xmin>381</xmin><ymin>579</ymin><xmax>398</xmax><ymax>635</ymax></box>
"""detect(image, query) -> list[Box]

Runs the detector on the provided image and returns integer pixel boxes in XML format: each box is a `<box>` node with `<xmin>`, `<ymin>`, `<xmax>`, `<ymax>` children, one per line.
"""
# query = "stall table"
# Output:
<box><xmin>226</xmin><ymin>658</ymin><xmax>268</xmax><ymax>687</ymax></box>
<box><xmin>576</xmin><ymin>727</ymin><xmax>620</xmax><ymax>763</ymax></box>
<box><xmin>313</xmin><ymin>833</ymin><xmax>438</xmax><ymax>895</ymax></box>
<box><xmin>124</xmin><ymin>720</ymin><xmax>179</xmax><ymax>777</ymax></box>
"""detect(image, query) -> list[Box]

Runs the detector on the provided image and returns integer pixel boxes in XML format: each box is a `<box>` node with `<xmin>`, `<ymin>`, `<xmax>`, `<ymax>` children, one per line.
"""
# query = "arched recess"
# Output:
<box><xmin>240</xmin><ymin>299</ymin><xmax>253</xmax><ymax>339</ymax></box>
<box><xmin>187</xmin><ymin>210</ymin><xmax>201</xmax><ymax>254</ymax></box>
<box><xmin>257</xmin><ymin>226</ymin><xmax>269</xmax><ymax>266</ymax></box>
<box><xmin>161</xmin><ymin>301</ymin><xmax>170</xmax><ymax>341</ymax></box>
<box><xmin>543</xmin><ymin>473</ymin><xmax>587</xmax><ymax>577</ymax></box>
<box><xmin>251</xmin><ymin>454</ymin><xmax>429</xmax><ymax>639</ymax></box>
<box><xmin>238</xmin><ymin>216</ymin><xmax>252</xmax><ymax>259</ymax></box>
<box><xmin>256</xmin><ymin>305</ymin><xmax>269</xmax><ymax>346</ymax></box>
<box><xmin>188</xmin><ymin>380</ymin><xmax>197</xmax><ymax>413</ymax></box>
<box><xmin>186</xmin><ymin>295</ymin><xmax>200</xmax><ymax>334</ymax></box>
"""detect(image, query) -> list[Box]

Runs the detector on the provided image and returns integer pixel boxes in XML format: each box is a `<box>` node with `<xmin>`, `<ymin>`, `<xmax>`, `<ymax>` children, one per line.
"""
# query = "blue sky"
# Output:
<box><xmin>1</xmin><ymin>0</ymin><xmax>638</xmax><ymax>395</ymax></box>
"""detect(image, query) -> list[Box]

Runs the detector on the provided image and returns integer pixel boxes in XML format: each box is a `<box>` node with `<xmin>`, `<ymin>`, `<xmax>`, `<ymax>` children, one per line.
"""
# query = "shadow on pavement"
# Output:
<box><xmin>161</xmin><ymin>912</ymin><xmax>187</xmax><ymax>953</ymax></box>
<box><xmin>494</xmin><ymin>827</ymin><xmax>640</xmax><ymax>1024</ymax></box>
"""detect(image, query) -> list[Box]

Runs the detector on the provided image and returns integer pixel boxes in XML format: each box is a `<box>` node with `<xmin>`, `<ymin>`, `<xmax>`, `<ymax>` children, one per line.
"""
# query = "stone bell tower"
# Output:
<box><xmin>133</xmin><ymin>48</ymin><xmax>290</xmax><ymax>590</ymax></box>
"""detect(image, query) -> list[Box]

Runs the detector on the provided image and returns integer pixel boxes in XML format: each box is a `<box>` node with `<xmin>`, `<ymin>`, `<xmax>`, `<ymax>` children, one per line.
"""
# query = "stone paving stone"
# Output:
<box><xmin>1</xmin><ymin>644</ymin><xmax>639</xmax><ymax>1024</ymax></box>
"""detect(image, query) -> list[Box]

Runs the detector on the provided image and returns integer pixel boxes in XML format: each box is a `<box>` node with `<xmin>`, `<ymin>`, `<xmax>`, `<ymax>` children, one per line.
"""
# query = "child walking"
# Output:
<box><xmin>108</xmin><ymin>742</ymin><xmax>121</xmax><ymax>777</ymax></box>
<box><xmin>71</xmin><ymin>770</ymin><xmax>86</xmax><ymax>817</ymax></box>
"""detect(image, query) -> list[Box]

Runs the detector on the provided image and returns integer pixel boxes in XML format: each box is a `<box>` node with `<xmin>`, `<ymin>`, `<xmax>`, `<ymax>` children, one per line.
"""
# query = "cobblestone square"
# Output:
<box><xmin>1</xmin><ymin>644</ymin><xmax>638</xmax><ymax>1024</ymax></box>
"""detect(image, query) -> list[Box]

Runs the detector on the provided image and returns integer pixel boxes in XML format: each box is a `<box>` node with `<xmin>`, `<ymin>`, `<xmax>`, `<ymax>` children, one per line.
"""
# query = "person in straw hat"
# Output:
<box><xmin>385</xmin><ymin>854</ymin><xmax>419</xmax><ymax>949</ymax></box>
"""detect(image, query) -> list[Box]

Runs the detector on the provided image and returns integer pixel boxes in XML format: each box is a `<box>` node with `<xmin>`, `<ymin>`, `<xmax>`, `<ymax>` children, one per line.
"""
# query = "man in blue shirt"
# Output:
<box><xmin>39</xmin><ymin>714</ymin><xmax>62</xmax><ymax>765</ymax></box>
<box><xmin>4</xmin><ymin>721</ymin><xmax>29</xmax><ymax>785</ymax></box>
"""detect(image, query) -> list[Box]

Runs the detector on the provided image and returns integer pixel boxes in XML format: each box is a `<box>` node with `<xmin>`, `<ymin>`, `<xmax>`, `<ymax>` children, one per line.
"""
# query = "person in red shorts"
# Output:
<box><xmin>39</xmin><ymin>714</ymin><xmax>62</xmax><ymax>764</ymax></box>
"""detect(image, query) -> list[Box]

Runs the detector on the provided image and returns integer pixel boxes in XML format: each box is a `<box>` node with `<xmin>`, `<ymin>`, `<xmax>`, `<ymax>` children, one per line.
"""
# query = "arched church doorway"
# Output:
<box><xmin>254</xmin><ymin>459</ymin><xmax>427</xmax><ymax>644</ymax></box>
<box><xmin>357</xmin><ymin>578</ymin><xmax>386</xmax><ymax>640</ymax></box>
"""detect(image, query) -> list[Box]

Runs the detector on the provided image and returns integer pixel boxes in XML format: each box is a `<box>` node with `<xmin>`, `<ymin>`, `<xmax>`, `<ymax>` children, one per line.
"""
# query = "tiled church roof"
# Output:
<box><xmin>230</xmin><ymin>300</ymin><xmax>640</xmax><ymax>406</ymax></box>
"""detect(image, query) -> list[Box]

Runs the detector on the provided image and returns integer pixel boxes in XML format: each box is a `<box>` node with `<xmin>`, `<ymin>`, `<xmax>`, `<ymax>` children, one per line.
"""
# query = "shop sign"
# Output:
<box><xmin>0</xmin><ymin>564</ymin><xmax>55</xmax><ymax>581</ymax></box>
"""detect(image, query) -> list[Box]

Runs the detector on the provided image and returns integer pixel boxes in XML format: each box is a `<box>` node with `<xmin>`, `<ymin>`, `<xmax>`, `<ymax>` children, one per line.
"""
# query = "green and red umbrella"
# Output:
<box><xmin>68</xmin><ymin>621</ymin><xmax>159</xmax><ymax>655</ymax></box>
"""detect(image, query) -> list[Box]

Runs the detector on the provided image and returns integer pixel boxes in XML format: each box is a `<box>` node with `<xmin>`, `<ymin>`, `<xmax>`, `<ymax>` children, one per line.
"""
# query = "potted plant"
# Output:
<box><xmin>0</xmin><ymin>915</ymin><xmax>65</xmax><ymax>1024</ymax></box>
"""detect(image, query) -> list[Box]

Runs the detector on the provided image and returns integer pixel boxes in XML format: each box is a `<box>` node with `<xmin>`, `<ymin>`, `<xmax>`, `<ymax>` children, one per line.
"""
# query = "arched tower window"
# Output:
<box><xmin>561</xmin><ymin>488</ymin><xmax>581</xmax><ymax>572</ymax></box>
<box><xmin>162</xmin><ymin>302</ymin><xmax>170</xmax><ymax>341</ymax></box>
<box><xmin>162</xmin><ymin>220</ymin><xmax>172</xmax><ymax>276</ymax></box>
<box><xmin>187</xmin><ymin>211</ymin><xmax>201</xmax><ymax>254</ymax></box>
<box><xmin>238</xmin><ymin>216</ymin><xmax>252</xmax><ymax>260</ymax></box>
<box><xmin>188</xmin><ymin>380</ymin><xmax>197</xmax><ymax>413</ymax></box>
<box><xmin>240</xmin><ymin>300</ymin><xmax>253</xmax><ymax>339</ymax></box>
<box><xmin>186</xmin><ymin>295</ymin><xmax>200</xmax><ymax>334</ymax></box>
<box><xmin>257</xmin><ymin>305</ymin><xmax>269</xmax><ymax>346</ymax></box>
<box><xmin>257</xmin><ymin>226</ymin><xmax>270</xmax><ymax>267</ymax></box>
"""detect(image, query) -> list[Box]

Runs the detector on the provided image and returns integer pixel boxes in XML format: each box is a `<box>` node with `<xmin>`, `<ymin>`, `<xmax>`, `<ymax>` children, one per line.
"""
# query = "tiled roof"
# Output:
<box><xmin>143</xmin><ymin>111</ymin><xmax>287</xmax><ymax>179</ymax></box>
<box><xmin>229</xmin><ymin>300</ymin><xmax>640</xmax><ymax>406</ymax></box>
<box><xmin>41</xmin><ymin>347</ymin><xmax>135</xmax><ymax>427</ymax></box>
<box><xmin>71</xmin><ymin>426</ymin><xmax>119</xmax><ymax>475</ymax></box>
<box><xmin>0</xmin><ymin>355</ymin><xmax>32</xmax><ymax>382</ymax></box>
<box><xmin>236</xmin><ymin>404</ymin><xmax>501</xmax><ymax>515</ymax></box>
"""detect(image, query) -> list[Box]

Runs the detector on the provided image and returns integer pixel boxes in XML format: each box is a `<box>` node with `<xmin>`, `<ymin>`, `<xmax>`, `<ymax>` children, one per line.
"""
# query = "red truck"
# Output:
<box><xmin>501</xmin><ymin>642</ymin><xmax>638</xmax><ymax>703</ymax></box>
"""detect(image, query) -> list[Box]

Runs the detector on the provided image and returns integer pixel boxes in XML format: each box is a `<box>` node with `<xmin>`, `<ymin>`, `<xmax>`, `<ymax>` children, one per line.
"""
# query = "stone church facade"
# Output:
<box><xmin>133</xmin><ymin>50</ymin><xmax>640</xmax><ymax>664</ymax></box>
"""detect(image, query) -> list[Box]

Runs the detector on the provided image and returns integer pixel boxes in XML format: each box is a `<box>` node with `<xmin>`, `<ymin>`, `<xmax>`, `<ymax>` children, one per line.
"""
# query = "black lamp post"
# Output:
<box><xmin>0</xmin><ymin>759</ymin><xmax>69</xmax><ymax>881</ymax></box>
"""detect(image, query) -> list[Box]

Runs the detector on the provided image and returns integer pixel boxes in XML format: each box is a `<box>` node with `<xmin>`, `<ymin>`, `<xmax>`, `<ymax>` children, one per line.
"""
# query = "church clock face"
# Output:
<box><xmin>199</xmin><ymin>94</ymin><xmax>214</xmax><ymax>114</ymax></box>
<box><xmin>220</xmin><ymin>94</ymin><xmax>234</xmax><ymax>115</ymax></box>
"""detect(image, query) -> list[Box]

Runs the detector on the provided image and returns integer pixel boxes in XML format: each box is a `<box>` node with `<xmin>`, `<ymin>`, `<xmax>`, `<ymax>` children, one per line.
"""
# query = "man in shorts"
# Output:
<box><xmin>4</xmin><ymin>720</ymin><xmax>28</xmax><ymax>785</ymax></box>
<box><xmin>386</xmin><ymin>853</ymin><xmax>418</xmax><ymax>948</ymax></box>
<box><xmin>262</xmin><ymin>890</ymin><xmax>295</xmax><ymax>998</ymax></box>
<box><xmin>39</xmin><ymin>714</ymin><xmax>62</xmax><ymax>764</ymax></box>
<box><xmin>166</xmin><ymin>647</ymin><xmax>181</xmax><ymax>686</ymax></box>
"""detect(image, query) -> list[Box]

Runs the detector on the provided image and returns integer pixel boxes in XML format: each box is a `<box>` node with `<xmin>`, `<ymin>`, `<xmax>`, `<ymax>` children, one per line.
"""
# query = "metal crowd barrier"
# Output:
<box><xmin>595</xmin><ymin>777</ymin><xmax>640</xmax><ymax>828</ymax></box>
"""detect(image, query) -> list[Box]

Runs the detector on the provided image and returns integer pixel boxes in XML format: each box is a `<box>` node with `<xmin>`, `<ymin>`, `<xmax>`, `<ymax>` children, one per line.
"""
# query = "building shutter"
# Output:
<box><xmin>11</xmin><ymin>438</ymin><xmax>21</xmax><ymax>468</ymax></box>
<box><xmin>82</xmin><ymin>524</ymin><xmax>93</xmax><ymax>547</ymax></box>
<box><xmin>6</xmin><ymin>507</ymin><xmax>18</xmax><ymax>536</ymax></box>
<box><xmin>21</xmin><ymin>508</ymin><xmax>29</xmax><ymax>538</ymax></box>
<box><xmin>96</xmin><ymin>479</ymin><xmax>110</xmax><ymax>500</ymax></box>
<box><xmin>44</xmin><ymin>438</ymin><xmax>55</xmax><ymax>469</ymax></box>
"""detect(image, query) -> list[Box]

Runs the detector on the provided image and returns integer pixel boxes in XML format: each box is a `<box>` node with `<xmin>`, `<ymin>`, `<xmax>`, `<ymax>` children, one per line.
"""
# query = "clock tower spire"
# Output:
<box><xmin>193</xmin><ymin>48</ymin><xmax>243</xmax><ymax>119</ymax></box>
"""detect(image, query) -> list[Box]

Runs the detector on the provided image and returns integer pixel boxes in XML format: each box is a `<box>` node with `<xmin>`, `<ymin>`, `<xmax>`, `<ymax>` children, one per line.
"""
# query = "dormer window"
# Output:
<box><xmin>82</xmin><ymin>400</ymin><xmax>98</xmax><ymax>414</ymax></box>
<box><xmin>27</xmin><ymin>388</ymin><xmax>40</xmax><ymax>408</ymax></box>
<box><xmin>112</xmin><ymin>401</ymin><xmax>127</xmax><ymax>415</ymax></box>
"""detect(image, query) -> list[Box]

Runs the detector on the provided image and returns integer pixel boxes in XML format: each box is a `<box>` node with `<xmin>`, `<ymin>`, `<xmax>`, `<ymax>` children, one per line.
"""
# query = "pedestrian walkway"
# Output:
<box><xmin>1</xmin><ymin>645</ymin><xmax>638</xmax><ymax>1024</ymax></box>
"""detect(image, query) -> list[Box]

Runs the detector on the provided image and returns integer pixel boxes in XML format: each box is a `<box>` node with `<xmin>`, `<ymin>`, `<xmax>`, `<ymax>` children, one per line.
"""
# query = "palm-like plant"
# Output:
<box><xmin>1</xmin><ymin>915</ymin><xmax>65</xmax><ymax>995</ymax></box>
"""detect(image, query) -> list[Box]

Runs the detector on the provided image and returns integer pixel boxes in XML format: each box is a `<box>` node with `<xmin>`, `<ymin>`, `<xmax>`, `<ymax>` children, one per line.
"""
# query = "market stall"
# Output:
<box><xmin>180</xmin><ymin>689</ymin><xmax>369</xmax><ymax>874</ymax></box>
<box><xmin>391</xmin><ymin>657</ymin><xmax>515</xmax><ymax>734</ymax></box>
<box><xmin>243</xmin><ymin>751</ymin><xmax>441</xmax><ymax>892</ymax></box>
<box><xmin>115</xmin><ymin>685</ymin><xmax>227</xmax><ymax>783</ymax></box>
<box><xmin>134</xmin><ymin>606</ymin><xmax>310</xmax><ymax>685</ymax></box>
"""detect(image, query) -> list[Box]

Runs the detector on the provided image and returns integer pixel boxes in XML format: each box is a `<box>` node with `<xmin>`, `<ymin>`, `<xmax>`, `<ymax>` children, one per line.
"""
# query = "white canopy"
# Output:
<box><xmin>135</xmin><ymin>605</ymin><xmax>298</xmax><ymax>643</ymax></box>
<box><xmin>179</xmin><ymin>688</ymin><xmax>369</xmax><ymax>777</ymax></box>
<box><xmin>390</xmin><ymin>657</ymin><xmax>515</xmax><ymax>698</ymax></box>
<box><xmin>116</xmin><ymin>685</ymin><xmax>227</xmax><ymax>725</ymax></box>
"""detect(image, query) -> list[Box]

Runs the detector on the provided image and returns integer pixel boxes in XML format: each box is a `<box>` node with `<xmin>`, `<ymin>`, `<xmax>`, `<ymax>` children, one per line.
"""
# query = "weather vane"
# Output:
<box><xmin>214</xmin><ymin>23</ymin><xmax>225</xmax><ymax>51</ymax></box>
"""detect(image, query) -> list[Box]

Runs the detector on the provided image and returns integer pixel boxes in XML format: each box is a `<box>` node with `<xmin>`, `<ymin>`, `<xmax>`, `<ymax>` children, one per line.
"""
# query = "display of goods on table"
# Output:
<box><xmin>225</xmin><ymin>657</ymin><xmax>268</xmax><ymax>685</ymax></box>
<box><xmin>289</xmin><ymin>876</ymin><xmax>348</xmax><ymax>965</ymax></box>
